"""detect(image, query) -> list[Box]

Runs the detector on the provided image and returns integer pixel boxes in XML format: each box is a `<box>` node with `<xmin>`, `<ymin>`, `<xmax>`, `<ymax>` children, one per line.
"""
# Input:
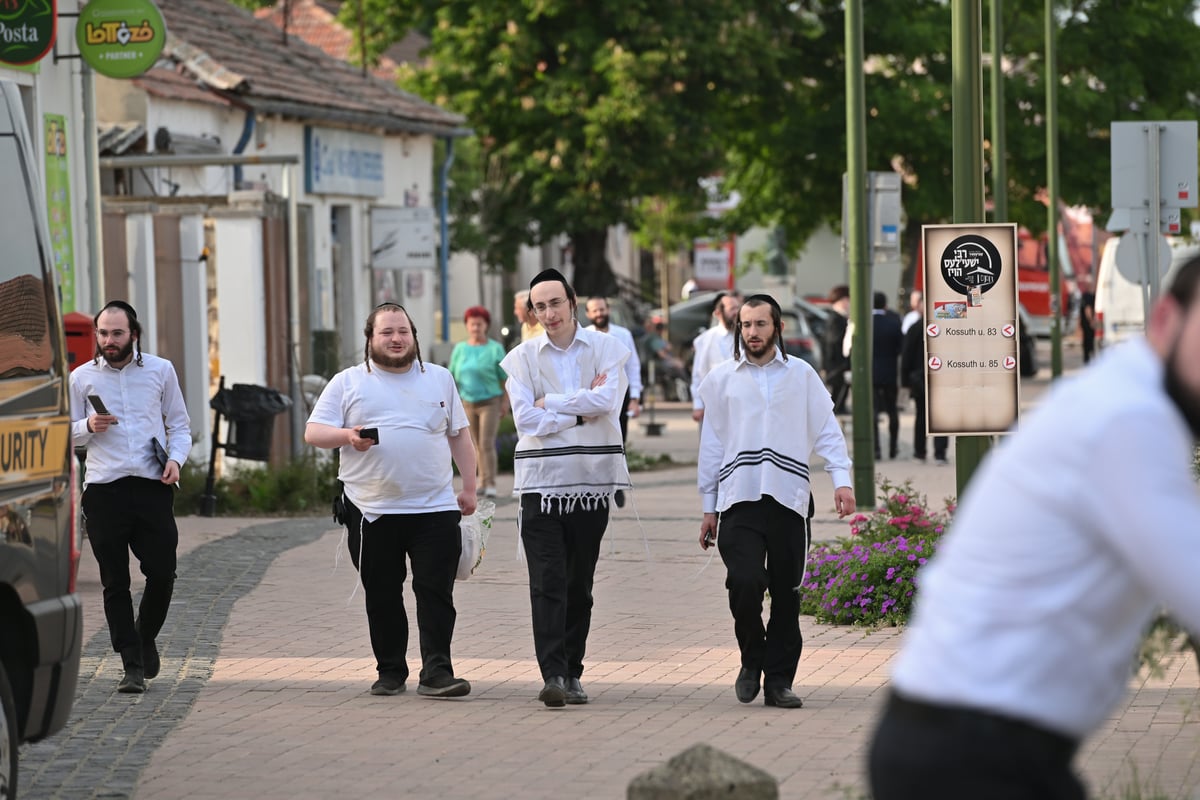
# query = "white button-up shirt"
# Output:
<box><xmin>69</xmin><ymin>353</ymin><xmax>191</xmax><ymax>486</ymax></box>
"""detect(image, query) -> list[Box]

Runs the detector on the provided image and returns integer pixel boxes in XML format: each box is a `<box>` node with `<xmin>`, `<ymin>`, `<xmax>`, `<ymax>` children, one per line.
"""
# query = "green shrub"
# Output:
<box><xmin>798</xmin><ymin>479</ymin><xmax>953</xmax><ymax>626</ymax></box>
<box><xmin>176</xmin><ymin>454</ymin><xmax>339</xmax><ymax>516</ymax></box>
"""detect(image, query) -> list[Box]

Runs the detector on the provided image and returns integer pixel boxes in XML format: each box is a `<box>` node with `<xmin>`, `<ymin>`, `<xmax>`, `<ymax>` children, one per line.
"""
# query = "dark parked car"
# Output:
<box><xmin>0</xmin><ymin>79</ymin><xmax>83</xmax><ymax>800</ymax></box>
<box><xmin>666</xmin><ymin>290</ymin><xmax>722</xmax><ymax>354</ymax></box>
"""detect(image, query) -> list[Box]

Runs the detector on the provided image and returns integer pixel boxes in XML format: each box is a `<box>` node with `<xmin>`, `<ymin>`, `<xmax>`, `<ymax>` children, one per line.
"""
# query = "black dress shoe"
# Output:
<box><xmin>142</xmin><ymin>639</ymin><xmax>160</xmax><ymax>680</ymax></box>
<box><xmin>565</xmin><ymin>677</ymin><xmax>588</xmax><ymax>705</ymax></box>
<box><xmin>735</xmin><ymin>667</ymin><xmax>761</xmax><ymax>704</ymax></box>
<box><xmin>118</xmin><ymin>667</ymin><xmax>146</xmax><ymax>694</ymax></box>
<box><xmin>538</xmin><ymin>676</ymin><xmax>566</xmax><ymax>707</ymax></box>
<box><xmin>763</xmin><ymin>686</ymin><xmax>804</xmax><ymax>708</ymax></box>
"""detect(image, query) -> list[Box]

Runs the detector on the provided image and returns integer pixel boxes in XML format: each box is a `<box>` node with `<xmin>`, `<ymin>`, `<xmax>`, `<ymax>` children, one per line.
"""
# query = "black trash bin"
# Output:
<box><xmin>210</xmin><ymin>383</ymin><xmax>293</xmax><ymax>461</ymax></box>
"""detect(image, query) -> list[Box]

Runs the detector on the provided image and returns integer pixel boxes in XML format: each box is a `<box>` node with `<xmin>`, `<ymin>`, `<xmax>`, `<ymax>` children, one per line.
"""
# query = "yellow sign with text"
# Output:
<box><xmin>0</xmin><ymin>416</ymin><xmax>69</xmax><ymax>482</ymax></box>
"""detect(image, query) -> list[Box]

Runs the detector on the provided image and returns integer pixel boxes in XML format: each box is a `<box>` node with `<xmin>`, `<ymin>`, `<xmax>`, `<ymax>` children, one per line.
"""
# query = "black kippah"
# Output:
<box><xmin>744</xmin><ymin>293</ymin><xmax>781</xmax><ymax>315</ymax></box>
<box><xmin>530</xmin><ymin>268</ymin><xmax>569</xmax><ymax>290</ymax></box>
<box><xmin>102</xmin><ymin>300</ymin><xmax>138</xmax><ymax>320</ymax></box>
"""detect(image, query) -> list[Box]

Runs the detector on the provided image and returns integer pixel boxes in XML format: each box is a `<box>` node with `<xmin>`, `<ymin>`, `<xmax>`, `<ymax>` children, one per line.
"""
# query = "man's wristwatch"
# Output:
<box><xmin>576</xmin><ymin>415</ymin><xmax>584</xmax><ymax>426</ymax></box>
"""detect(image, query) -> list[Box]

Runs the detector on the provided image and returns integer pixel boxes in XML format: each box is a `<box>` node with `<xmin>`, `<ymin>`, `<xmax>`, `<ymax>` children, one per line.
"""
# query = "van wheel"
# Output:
<box><xmin>0</xmin><ymin>660</ymin><xmax>16</xmax><ymax>800</ymax></box>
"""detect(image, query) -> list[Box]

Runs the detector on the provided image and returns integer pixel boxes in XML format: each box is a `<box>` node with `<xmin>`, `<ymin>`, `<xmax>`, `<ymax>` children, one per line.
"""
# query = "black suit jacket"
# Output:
<box><xmin>872</xmin><ymin>310</ymin><xmax>904</xmax><ymax>386</ymax></box>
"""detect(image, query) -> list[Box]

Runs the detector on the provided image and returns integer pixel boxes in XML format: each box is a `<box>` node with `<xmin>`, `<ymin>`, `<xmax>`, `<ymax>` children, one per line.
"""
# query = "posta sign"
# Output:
<box><xmin>0</xmin><ymin>0</ymin><xmax>57</xmax><ymax>67</ymax></box>
<box><xmin>76</xmin><ymin>0</ymin><xmax>166</xmax><ymax>79</ymax></box>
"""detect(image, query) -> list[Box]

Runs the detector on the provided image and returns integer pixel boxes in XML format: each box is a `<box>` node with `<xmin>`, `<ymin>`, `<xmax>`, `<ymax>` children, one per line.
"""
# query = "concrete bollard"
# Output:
<box><xmin>627</xmin><ymin>743</ymin><xmax>779</xmax><ymax>799</ymax></box>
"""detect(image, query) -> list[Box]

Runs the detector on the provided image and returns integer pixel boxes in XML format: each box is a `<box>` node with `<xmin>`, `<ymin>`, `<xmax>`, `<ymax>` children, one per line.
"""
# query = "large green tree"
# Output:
<box><xmin>388</xmin><ymin>0</ymin><xmax>808</xmax><ymax>295</ymax></box>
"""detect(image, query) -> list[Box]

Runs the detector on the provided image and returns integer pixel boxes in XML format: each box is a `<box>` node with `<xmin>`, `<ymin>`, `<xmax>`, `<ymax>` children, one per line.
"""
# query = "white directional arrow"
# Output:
<box><xmin>1001</xmin><ymin>323</ymin><xmax>1015</xmax><ymax>338</ymax></box>
<box><xmin>926</xmin><ymin>323</ymin><xmax>940</xmax><ymax>337</ymax></box>
<box><xmin>928</xmin><ymin>356</ymin><xmax>942</xmax><ymax>371</ymax></box>
<box><xmin>1003</xmin><ymin>356</ymin><xmax>1016</xmax><ymax>370</ymax></box>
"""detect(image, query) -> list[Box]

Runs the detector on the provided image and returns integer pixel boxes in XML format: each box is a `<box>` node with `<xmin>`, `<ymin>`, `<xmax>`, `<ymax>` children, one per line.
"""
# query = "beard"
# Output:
<box><xmin>589</xmin><ymin>314</ymin><xmax>609</xmax><ymax>330</ymax></box>
<box><xmin>101</xmin><ymin>341</ymin><xmax>134</xmax><ymax>365</ymax></box>
<box><xmin>371</xmin><ymin>343</ymin><xmax>417</xmax><ymax>370</ymax></box>
<box><xmin>1164</xmin><ymin>339</ymin><xmax>1200</xmax><ymax>440</ymax></box>
<box><xmin>743</xmin><ymin>335</ymin><xmax>777</xmax><ymax>360</ymax></box>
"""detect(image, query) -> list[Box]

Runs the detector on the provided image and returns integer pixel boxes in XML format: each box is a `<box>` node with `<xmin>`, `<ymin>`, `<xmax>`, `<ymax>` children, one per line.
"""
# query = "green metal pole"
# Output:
<box><xmin>990</xmin><ymin>0</ymin><xmax>1007</xmax><ymax>223</ymax></box>
<box><xmin>845</xmin><ymin>0</ymin><xmax>874</xmax><ymax>506</ymax></box>
<box><xmin>952</xmin><ymin>0</ymin><xmax>990</xmax><ymax>493</ymax></box>
<box><xmin>1046</xmin><ymin>0</ymin><xmax>1063</xmax><ymax>377</ymax></box>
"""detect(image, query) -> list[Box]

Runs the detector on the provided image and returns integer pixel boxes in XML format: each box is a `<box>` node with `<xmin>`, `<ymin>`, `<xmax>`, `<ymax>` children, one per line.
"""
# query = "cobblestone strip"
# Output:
<box><xmin>22</xmin><ymin>517</ymin><xmax>332</xmax><ymax>800</ymax></box>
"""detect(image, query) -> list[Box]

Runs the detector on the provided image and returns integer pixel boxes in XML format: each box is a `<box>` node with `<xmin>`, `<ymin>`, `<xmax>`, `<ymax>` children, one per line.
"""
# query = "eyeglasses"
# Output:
<box><xmin>532</xmin><ymin>297</ymin><xmax>569</xmax><ymax>315</ymax></box>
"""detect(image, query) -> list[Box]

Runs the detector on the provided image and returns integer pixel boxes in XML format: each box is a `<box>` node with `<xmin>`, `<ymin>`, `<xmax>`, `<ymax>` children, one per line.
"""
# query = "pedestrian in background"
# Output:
<box><xmin>514</xmin><ymin>290</ymin><xmax>544</xmax><ymax>343</ymax></box>
<box><xmin>823</xmin><ymin>285</ymin><xmax>852</xmax><ymax>414</ymax></box>
<box><xmin>501</xmin><ymin>269</ymin><xmax>631</xmax><ymax>708</ymax></box>
<box><xmin>306</xmin><ymin>303</ymin><xmax>476</xmax><ymax>699</ymax></box>
<box><xmin>900</xmin><ymin>289</ymin><xmax>923</xmax><ymax>335</ymax></box>
<box><xmin>70</xmin><ymin>300</ymin><xmax>191</xmax><ymax>694</ymax></box>
<box><xmin>584</xmin><ymin>296</ymin><xmax>642</xmax><ymax>442</ymax></box>
<box><xmin>449</xmin><ymin>305</ymin><xmax>508</xmax><ymax>499</ymax></box>
<box><xmin>869</xmin><ymin>255</ymin><xmax>1200</xmax><ymax>798</ymax></box>
<box><xmin>1080</xmin><ymin>289</ymin><xmax>1096</xmax><ymax>364</ymax></box>
<box><xmin>690</xmin><ymin>292</ymin><xmax>741</xmax><ymax>423</ymax></box>
<box><xmin>697</xmin><ymin>294</ymin><xmax>855</xmax><ymax>710</ymax></box>
<box><xmin>900</xmin><ymin>300</ymin><xmax>948</xmax><ymax>465</ymax></box>
<box><xmin>872</xmin><ymin>291</ymin><xmax>904</xmax><ymax>459</ymax></box>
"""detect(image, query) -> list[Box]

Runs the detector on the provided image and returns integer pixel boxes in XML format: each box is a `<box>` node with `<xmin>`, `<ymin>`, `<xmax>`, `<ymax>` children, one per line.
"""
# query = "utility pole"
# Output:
<box><xmin>990</xmin><ymin>0</ymin><xmax>1007</xmax><ymax>223</ymax></box>
<box><xmin>1046</xmin><ymin>0</ymin><xmax>1063</xmax><ymax>377</ymax></box>
<box><xmin>845</xmin><ymin>0</ymin><xmax>874</xmax><ymax>505</ymax></box>
<box><xmin>951</xmin><ymin>0</ymin><xmax>991</xmax><ymax>491</ymax></box>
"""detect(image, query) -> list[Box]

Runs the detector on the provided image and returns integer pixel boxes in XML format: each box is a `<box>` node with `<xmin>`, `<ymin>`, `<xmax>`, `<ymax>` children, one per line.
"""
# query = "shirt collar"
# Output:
<box><xmin>734</xmin><ymin>348</ymin><xmax>787</xmax><ymax>370</ymax></box>
<box><xmin>537</xmin><ymin>321</ymin><xmax>589</xmax><ymax>354</ymax></box>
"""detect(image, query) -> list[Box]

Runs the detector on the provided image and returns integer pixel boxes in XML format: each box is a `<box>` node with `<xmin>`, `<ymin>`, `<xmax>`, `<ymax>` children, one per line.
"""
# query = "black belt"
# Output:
<box><xmin>887</xmin><ymin>691</ymin><xmax>1079</xmax><ymax>762</ymax></box>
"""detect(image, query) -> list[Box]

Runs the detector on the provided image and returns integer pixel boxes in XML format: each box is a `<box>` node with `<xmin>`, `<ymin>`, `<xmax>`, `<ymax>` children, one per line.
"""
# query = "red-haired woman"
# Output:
<box><xmin>448</xmin><ymin>306</ymin><xmax>508</xmax><ymax>498</ymax></box>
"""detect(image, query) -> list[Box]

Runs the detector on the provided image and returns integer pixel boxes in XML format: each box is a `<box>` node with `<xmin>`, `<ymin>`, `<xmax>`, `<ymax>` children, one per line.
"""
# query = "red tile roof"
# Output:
<box><xmin>254</xmin><ymin>0</ymin><xmax>402</xmax><ymax>82</ymax></box>
<box><xmin>151</xmin><ymin>0</ymin><xmax>463</xmax><ymax>136</ymax></box>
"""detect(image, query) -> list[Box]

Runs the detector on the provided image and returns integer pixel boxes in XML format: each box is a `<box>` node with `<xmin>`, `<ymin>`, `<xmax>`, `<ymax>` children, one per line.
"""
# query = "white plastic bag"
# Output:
<box><xmin>456</xmin><ymin>499</ymin><xmax>495</xmax><ymax>581</ymax></box>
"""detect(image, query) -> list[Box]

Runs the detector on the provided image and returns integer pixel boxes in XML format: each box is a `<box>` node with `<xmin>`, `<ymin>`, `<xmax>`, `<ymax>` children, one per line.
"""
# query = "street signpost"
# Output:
<box><xmin>922</xmin><ymin>223</ymin><xmax>1021</xmax><ymax>436</ymax></box>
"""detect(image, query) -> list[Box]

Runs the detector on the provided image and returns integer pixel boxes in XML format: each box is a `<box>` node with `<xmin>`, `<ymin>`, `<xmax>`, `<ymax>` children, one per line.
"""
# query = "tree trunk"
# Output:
<box><xmin>568</xmin><ymin>228</ymin><xmax>616</xmax><ymax>297</ymax></box>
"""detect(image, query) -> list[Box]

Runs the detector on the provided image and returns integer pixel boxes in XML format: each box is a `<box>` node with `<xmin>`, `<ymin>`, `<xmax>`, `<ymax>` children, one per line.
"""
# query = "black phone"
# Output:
<box><xmin>359</xmin><ymin>427</ymin><xmax>379</xmax><ymax>444</ymax></box>
<box><xmin>704</xmin><ymin>530</ymin><xmax>716</xmax><ymax>547</ymax></box>
<box><xmin>87</xmin><ymin>394</ymin><xmax>118</xmax><ymax>424</ymax></box>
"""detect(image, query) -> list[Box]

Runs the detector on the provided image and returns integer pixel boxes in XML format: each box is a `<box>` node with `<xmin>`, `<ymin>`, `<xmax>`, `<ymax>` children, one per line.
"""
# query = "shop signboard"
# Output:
<box><xmin>76</xmin><ymin>0</ymin><xmax>166</xmax><ymax>80</ymax></box>
<box><xmin>0</xmin><ymin>0</ymin><xmax>57</xmax><ymax>66</ymax></box>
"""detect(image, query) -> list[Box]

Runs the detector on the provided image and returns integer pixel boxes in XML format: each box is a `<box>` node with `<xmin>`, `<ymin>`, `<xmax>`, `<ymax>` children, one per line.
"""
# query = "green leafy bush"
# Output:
<box><xmin>176</xmin><ymin>454</ymin><xmax>339</xmax><ymax>516</ymax></box>
<box><xmin>799</xmin><ymin>480</ymin><xmax>953</xmax><ymax>626</ymax></box>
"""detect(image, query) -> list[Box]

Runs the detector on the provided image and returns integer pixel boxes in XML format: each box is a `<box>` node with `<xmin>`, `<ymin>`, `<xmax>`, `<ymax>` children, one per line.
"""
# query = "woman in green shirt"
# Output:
<box><xmin>448</xmin><ymin>306</ymin><xmax>508</xmax><ymax>497</ymax></box>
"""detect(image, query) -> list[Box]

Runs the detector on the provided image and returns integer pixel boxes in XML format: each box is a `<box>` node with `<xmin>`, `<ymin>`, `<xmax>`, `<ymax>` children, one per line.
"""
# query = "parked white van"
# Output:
<box><xmin>1094</xmin><ymin>236</ymin><xmax>1199</xmax><ymax>349</ymax></box>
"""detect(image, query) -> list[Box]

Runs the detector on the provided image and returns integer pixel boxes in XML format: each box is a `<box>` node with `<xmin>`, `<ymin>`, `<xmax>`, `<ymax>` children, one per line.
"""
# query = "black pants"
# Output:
<box><xmin>874</xmin><ymin>382</ymin><xmax>900</xmax><ymax>458</ymax></box>
<box><xmin>1081</xmin><ymin>327</ymin><xmax>1095</xmax><ymax>363</ymax></box>
<box><xmin>520</xmin><ymin>494</ymin><xmax>608</xmax><ymax>681</ymax></box>
<box><xmin>717</xmin><ymin>497</ymin><xmax>808</xmax><ymax>691</ymax></box>
<box><xmin>910</xmin><ymin>382</ymin><xmax>948</xmax><ymax>461</ymax></box>
<box><xmin>619</xmin><ymin>389</ymin><xmax>631</xmax><ymax>443</ymax></box>
<box><xmin>83</xmin><ymin>477</ymin><xmax>178</xmax><ymax>664</ymax></box>
<box><xmin>869</xmin><ymin>692</ymin><xmax>1084</xmax><ymax>800</ymax></box>
<box><xmin>344</xmin><ymin>499</ymin><xmax>461</xmax><ymax>685</ymax></box>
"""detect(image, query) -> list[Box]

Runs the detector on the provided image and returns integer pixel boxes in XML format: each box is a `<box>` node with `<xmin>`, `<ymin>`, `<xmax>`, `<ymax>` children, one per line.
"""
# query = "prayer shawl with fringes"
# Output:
<box><xmin>503</xmin><ymin>331</ymin><xmax>632</xmax><ymax>513</ymax></box>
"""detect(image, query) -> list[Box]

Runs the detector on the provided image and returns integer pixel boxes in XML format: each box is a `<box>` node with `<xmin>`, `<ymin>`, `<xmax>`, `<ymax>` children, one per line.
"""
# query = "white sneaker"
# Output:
<box><xmin>484</xmin><ymin>487</ymin><xmax>497</xmax><ymax>498</ymax></box>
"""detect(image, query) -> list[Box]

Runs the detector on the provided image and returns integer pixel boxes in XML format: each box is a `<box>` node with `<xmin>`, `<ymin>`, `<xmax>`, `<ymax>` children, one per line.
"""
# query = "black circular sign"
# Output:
<box><xmin>939</xmin><ymin>234</ymin><xmax>1002</xmax><ymax>296</ymax></box>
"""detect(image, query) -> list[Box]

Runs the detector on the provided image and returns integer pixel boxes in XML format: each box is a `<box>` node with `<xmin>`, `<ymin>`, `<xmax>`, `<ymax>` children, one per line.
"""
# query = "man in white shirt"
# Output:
<box><xmin>502</xmin><ymin>269</ymin><xmax>631</xmax><ymax>708</ymax></box>
<box><xmin>584</xmin><ymin>296</ymin><xmax>642</xmax><ymax>441</ymax></box>
<box><xmin>697</xmin><ymin>294</ymin><xmax>856</xmax><ymax>709</ymax></box>
<box><xmin>868</xmin><ymin>255</ymin><xmax>1200</xmax><ymax>798</ymax></box>
<box><xmin>306</xmin><ymin>303</ymin><xmax>477</xmax><ymax>700</ymax></box>
<box><xmin>690</xmin><ymin>292</ymin><xmax>741</xmax><ymax>423</ymax></box>
<box><xmin>70</xmin><ymin>301</ymin><xmax>191</xmax><ymax>694</ymax></box>
<box><xmin>900</xmin><ymin>289</ymin><xmax>923</xmax><ymax>335</ymax></box>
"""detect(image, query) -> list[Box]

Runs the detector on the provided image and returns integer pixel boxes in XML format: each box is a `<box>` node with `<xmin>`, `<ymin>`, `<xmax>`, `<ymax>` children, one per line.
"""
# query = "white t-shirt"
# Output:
<box><xmin>307</xmin><ymin>362</ymin><xmax>469</xmax><ymax>516</ymax></box>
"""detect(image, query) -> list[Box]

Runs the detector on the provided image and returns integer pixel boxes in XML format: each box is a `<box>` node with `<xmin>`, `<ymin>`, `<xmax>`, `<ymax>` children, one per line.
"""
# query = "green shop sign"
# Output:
<box><xmin>76</xmin><ymin>0</ymin><xmax>165</xmax><ymax>79</ymax></box>
<box><xmin>0</xmin><ymin>0</ymin><xmax>57</xmax><ymax>67</ymax></box>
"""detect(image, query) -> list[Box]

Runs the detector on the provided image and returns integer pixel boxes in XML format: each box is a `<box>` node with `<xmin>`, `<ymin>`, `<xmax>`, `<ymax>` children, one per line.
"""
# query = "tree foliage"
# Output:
<box><xmin>254</xmin><ymin>0</ymin><xmax>1200</xmax><ymax>287</ymax></box>
<box><xmin>391</xmin><ymin>0</ymin><xmax>807</xmax><ymax>294</ymax></box>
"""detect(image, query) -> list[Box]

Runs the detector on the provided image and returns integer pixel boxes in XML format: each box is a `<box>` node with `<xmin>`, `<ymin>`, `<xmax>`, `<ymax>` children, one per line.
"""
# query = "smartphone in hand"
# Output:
<box><xmin>359</xmin><ymin>427</ymin><xmax>379</xmax><ymax>444</ymax></box>
<box><xmin>87</xmin><ymin>394</ymin><xmax>119</xmax><ymax>425</ymax></box>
